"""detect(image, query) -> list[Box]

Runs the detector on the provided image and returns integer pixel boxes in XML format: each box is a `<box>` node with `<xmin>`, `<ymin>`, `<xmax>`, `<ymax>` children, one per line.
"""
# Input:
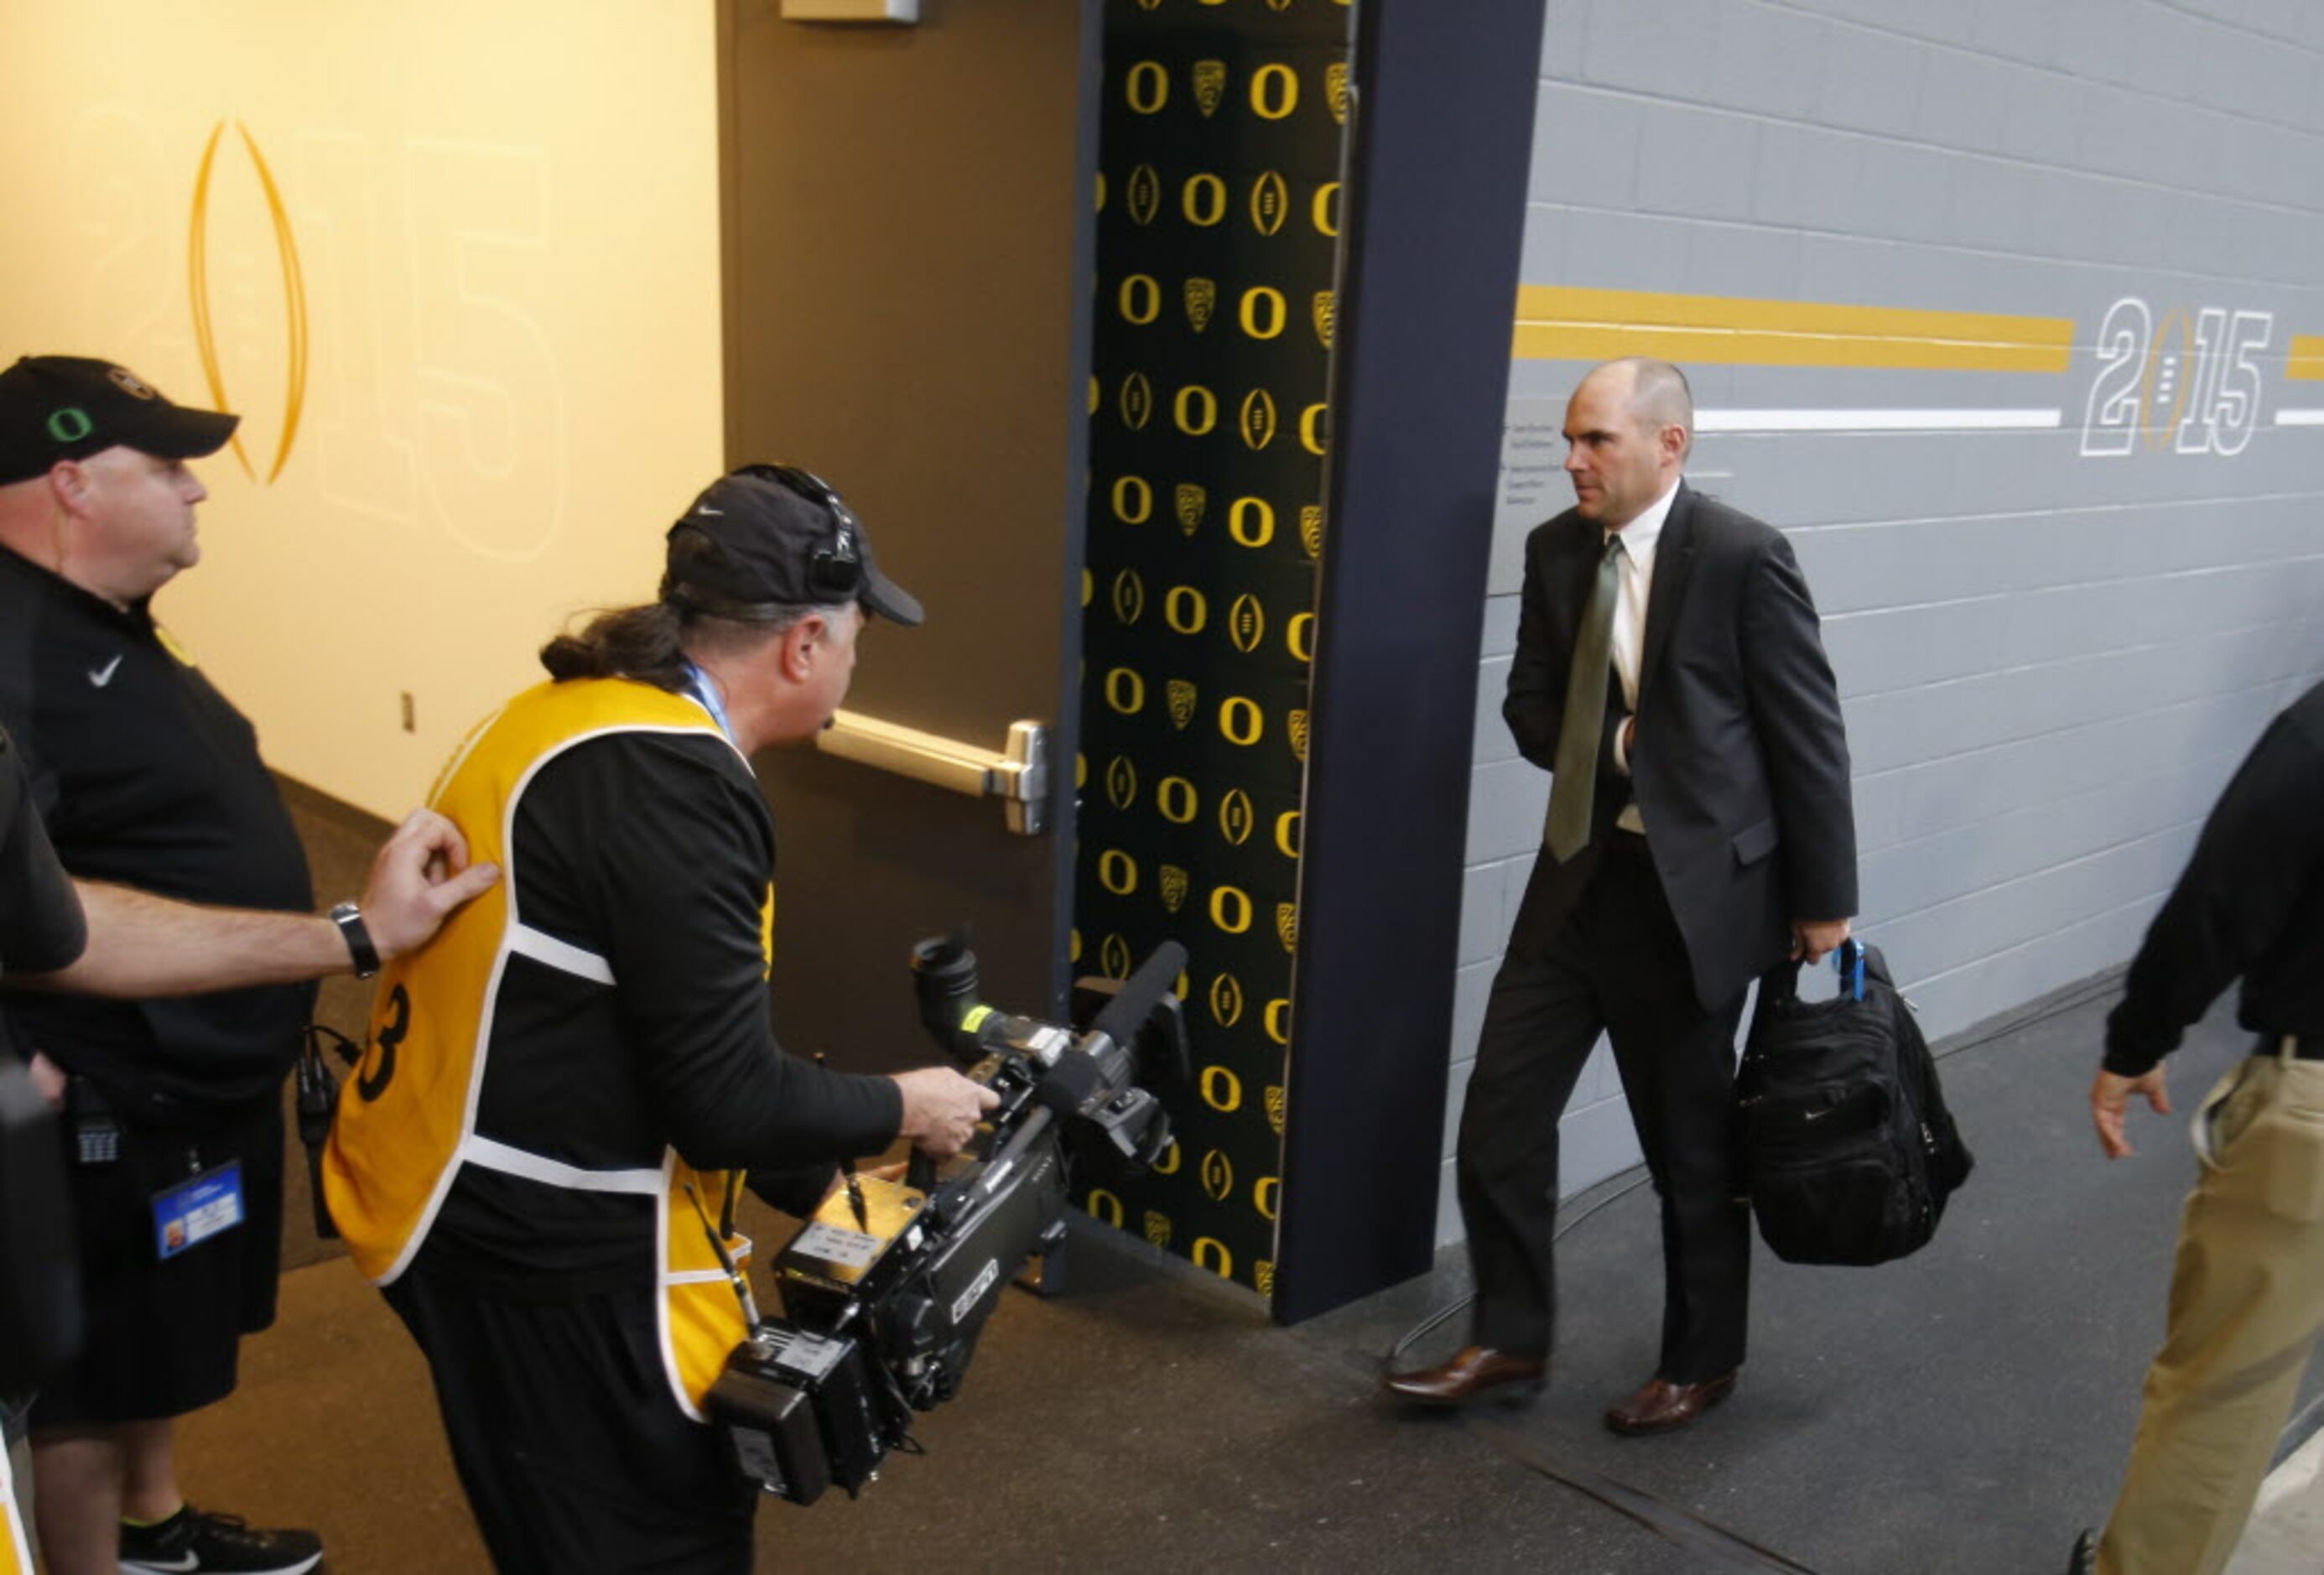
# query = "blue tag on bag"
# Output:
<box><xmin>152</xmin><ymin>1161</ymin><xmax>244</xmax><ymax>1260</ymax></box>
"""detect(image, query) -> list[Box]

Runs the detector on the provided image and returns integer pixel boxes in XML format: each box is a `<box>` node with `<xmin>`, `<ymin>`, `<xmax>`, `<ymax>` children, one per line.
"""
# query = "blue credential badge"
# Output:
<box><xmin>152</xmin><ymin>1162</ymin><xmax>244</xmax><ymax>1260</ymax></box>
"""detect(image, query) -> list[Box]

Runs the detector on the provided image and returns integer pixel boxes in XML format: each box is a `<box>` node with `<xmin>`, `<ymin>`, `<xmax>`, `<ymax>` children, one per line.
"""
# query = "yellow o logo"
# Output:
<box><xmin>1183</xmin><ymin>173</ymin><xmax>1227</xmax><ymax>226</ymax></box>
<box><xmin>1287</xmin><ymin>611</ymin><xmax>1315</xmax><ymax>663</ymax></box>
<box><xmin>1105</xmin><ymin>667</ymin><xmax>1146</xmax><ymax>715</ymax></box>
<box><xmin>1253</xmin><ymin>1176</ymin><xmax>1281</xmax><ymax>1221</ymax></box>
<box><xmin>1111</xmin><ymin>475</ymin><xmax>1152</xmax><ymax>524</ymax></box>
<box><xmin>1300</xmin><ymin>402</ymin><xmax>1329</xmax><ymax>455</ymax></box>
<box><xmin>1219</xmin><ymin>697</ymin><xmax>1264</xmax><ymax>746</ymax></box>
<box><xmin>1229</xmin><ymin>496</ymin><xmax>1275</xmax><ymax>548</ymax></box>
<box><xmin>1249</xmin><ymin>63</ymin><xmax>1298</xmax><ymax>119</ymax></box>
<box><xmin>1079</xmin><ymin>567</ymin><xmax>1093</xmax><ymax>607</ymax></box>
<box><xmin>1126</xmin><ymin>60</ymin><xmax>1170</xmax><ymax>114</ymax></box>
<box><xmin>1312</xmin><ymin>181</ymin><xmax>1341</xmax><ymax>237</ymax></box>
<box><xmin>1275</xmin><ymin>810</ymin><xmax>1302</xmax><ymax>859</ymax></box>
<box><xmin>1192</xmin><ymin>1237</ymin><xmax>1234</xmax><ymax>1280</ymax></box>
<box><xmin>1201</xmin><ymin>1064</ymin><xmax>1244</xmax><ymax>1111</ymax></box>
<box><xmin>1097</xmin><ymin>849</ymin><xmax>1138</xmax><ymax>896</ymax></box>
<box><xmin>1240</xmin><ymin>286</ymin><xmax>1287</xmax><ymax>340</ymax></box>
<box><xmin>1150</xmin><ymin>1140</ymin><xmax>1182</xmax><ymax>1176</ymax></box>
<box><xmin>1086</xmin><ymin>1188</ymin><xmax>1125</xmax><ymax>1227</ymax></box>
<box><xmin>1210</xmin><ymin>885</ymin><xmax>1253</xmax><ymax>934</ymax></box>
<box><xmin>1164</xmin><ymin>585</ymin><xmax>1208</xmax><ymax>634</ymax></box>
<box><xmin>1264</xmin><ymin>999</ymin><xmax>1292</xmax><ymax>1044</ymax></box>
<box><xmin>1157</xmin><ymin>776</ymin><xmax>1198</xmax><ymax>824</ymax></box>
<box><xmin>1173</xmin><ymin>384</ymin><xmax>1217</xmax><ymax>436</ymax></box>
<box><xmin>1118</xmin><ymin>273</ymin><xmax>1162</xmax><ymax>325</ymax></box>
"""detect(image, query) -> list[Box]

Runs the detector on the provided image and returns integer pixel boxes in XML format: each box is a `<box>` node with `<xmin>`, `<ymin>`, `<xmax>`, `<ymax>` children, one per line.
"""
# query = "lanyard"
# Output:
<box><xmin>682</xmin><ymin>662</ymin><xmax>736</xmax><ymax>745</ymax></box>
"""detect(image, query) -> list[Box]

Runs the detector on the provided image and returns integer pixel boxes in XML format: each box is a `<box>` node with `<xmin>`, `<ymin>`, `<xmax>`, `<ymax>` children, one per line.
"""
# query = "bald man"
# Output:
<box><xmin>1388</xmin><ymin>358</ymin><xmax>1857</xmax><ymax>1432</ymax></box>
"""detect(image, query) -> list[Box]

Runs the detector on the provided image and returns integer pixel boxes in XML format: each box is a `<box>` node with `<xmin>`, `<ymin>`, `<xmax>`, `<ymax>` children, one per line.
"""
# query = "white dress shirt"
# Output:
<box><xmin>1605</xmin><ymin>476</ymin><xmax>1680</xmax><ymax>831</ymax></box>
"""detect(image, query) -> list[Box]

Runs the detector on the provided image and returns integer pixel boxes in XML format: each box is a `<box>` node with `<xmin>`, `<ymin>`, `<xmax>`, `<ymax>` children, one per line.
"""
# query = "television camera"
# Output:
<box><xmin>705</xmin><ymin>933</ymin><xmax>1186</xmax><ymax>1505</ymax></box>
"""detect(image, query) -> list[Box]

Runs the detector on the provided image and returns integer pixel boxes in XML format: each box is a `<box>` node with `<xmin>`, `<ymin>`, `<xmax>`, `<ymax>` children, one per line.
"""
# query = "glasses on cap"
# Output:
<box><xmin>735</xmin><ymin>462</ymin><xmax>865</xmax><ymax>603</ymax></box>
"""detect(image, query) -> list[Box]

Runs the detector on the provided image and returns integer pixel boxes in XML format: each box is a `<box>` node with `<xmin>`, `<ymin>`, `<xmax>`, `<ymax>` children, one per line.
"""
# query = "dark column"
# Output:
<box><xmin>1274</xmin><ymin>0</ymin><xmax>1547</xmax><ymax>1324</ymax></box>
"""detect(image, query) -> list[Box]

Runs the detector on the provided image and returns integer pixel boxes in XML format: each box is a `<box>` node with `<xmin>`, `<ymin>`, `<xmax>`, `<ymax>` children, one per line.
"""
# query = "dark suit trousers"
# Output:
<box><xmin>1456</xmin><ymin>833</ymin><xmax>1751</xmax><ymax>1382</ymax></box>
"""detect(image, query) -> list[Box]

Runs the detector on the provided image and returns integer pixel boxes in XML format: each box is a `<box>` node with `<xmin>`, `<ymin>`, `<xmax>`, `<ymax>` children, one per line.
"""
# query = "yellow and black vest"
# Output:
<box><xmin>323</xmin><ymin>678</ymin><xmax>768</xmax><ymax>1419</ymax></box>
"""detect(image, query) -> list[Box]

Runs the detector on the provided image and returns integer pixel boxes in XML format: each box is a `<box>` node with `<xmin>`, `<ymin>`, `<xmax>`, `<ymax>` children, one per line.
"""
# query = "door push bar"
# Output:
<box><xmin>815</xmin><ymin>712</ymin><xmax>1052</xmax><ymax>835</ymax></box>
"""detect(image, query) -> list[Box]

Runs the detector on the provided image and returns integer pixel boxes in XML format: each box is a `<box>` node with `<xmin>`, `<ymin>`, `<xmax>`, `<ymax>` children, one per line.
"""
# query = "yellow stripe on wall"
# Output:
<box><xmin>2285</xmin><ymin>335</ymin><xmax>2324</xmax><ymax>381</ymax></box>
<box><xmin>1514</xmin><ymin>286</ymin><xmax>2076</xmax><ymax>373</ymax></box>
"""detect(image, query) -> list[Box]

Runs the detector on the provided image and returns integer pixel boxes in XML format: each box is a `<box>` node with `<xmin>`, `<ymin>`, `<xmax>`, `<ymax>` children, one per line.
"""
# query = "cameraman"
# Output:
<box><xmin>322</xmin><ymin>465</ymin><xmax>996</xmax><ymax>1573</ymax></box>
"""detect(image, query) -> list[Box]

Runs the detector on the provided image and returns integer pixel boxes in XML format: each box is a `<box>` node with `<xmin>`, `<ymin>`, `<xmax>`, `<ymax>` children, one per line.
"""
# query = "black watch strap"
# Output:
<box><xmin>329</xmin><ymin>902</ymin><xmax>381</xmax><ymax>979</ymax></box>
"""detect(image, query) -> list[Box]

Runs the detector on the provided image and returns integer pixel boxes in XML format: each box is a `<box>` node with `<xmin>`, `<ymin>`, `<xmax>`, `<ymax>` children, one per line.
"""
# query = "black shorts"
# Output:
<box><xmin>30</xmin><ymin>1094</ymin><xmax>284</xmax><ymax>1429</ymax></box>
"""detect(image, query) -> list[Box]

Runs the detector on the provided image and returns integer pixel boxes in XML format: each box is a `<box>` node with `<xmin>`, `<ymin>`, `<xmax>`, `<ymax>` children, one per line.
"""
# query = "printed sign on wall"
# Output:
<box><xmin>1074</xmin><ymin>0</ymin><xmax>1351</xmax><ymax>1298</ymax></box>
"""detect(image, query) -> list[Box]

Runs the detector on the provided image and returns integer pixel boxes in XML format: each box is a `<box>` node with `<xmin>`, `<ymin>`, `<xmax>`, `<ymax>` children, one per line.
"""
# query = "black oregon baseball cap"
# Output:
<box><xmin>0</xmin><ymin>356</ymin><xmax>240</xmax><ymax>486</ymax></box>
<box><xmin>663</xmin><ymin>463</ymin><xmax>923</xmax><ymax>626</ymax></box>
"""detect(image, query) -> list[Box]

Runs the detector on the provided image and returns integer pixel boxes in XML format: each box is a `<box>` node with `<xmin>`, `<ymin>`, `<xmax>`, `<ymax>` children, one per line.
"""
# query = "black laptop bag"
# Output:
<box><xmin>1735</xmin><ymin>940</ymin><xmax>1973</xmax><ymax>1266</ymax></box>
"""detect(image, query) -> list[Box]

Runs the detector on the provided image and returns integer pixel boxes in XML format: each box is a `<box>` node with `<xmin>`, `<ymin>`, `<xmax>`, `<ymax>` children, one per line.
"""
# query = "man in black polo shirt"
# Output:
<box><xmin>2071</xmin><ymin>677</ymin><xmax>2324</xmax><ymax>1575</ymax></box>
<box><xmin>0</xmin><ymin>352</ymin><xmax>413</xmax><ymax>1575</ymax></box>
<box><xmin>3</xmin><ymin>721</ymin><xmax>493</xmax><ymax>1572</ymax></box>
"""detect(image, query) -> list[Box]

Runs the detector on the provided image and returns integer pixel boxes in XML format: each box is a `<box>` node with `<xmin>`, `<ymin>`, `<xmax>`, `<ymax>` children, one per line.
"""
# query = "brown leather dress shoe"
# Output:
<box><xmin>1603</xmin><ymin>1370</ymin><xmax>1738</xmax><ymax>1435</ymax></box>
<box><xmin>1383</xmin><ymin>1345</ymin><xmax>1546</xmax><ymax>1406</ymax></box>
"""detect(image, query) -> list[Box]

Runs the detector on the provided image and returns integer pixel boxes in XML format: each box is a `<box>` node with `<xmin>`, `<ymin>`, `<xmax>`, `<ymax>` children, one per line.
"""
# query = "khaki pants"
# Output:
<box><xmin>2101</xmin><ymin>1047</ymin><xmax>2324</xmax><ymax>1575</ymax></box>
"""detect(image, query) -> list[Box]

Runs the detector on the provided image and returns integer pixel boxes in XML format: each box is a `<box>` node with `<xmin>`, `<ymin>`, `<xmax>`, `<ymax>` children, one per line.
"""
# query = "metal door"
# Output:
<box><xmin>719</xmin><ymin>0</ymin><xmax>1100</xmax><ymax>1071</ymax></box>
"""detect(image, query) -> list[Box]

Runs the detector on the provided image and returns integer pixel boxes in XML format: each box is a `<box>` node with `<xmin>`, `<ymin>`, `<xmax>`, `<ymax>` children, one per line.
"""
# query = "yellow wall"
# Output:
<box><xmin>0</xmin><ymin>3</ymin><xmax>725</xmax><ymax>819</ymax></box>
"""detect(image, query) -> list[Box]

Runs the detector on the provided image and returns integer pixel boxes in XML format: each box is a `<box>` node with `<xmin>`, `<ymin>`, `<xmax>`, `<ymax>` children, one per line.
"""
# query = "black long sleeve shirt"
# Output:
<box><xmin>2104</xmin><ymin>679</ymin><xmax>2324</xmax><ymax>1076</ymax></box>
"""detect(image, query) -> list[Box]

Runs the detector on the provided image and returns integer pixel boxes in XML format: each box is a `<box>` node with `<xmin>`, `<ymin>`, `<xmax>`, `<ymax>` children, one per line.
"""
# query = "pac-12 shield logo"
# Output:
<box><xmin>1300</xmin><ymin>505</ymin><xmax>1325</xmax><ymax>559</ymax></box>
<box><xmin>1175</xmin><ymin>482</ymin><xmax>1209</xmax><ymax>535</ymax></box>
<box><xmin>1193</xmin><ymin>60</ymin><xmax>1227</xmax><ymax>118</ymax></box>
<box><xmin>1276</xmin><ymin>902</ymin><xmax>1299</xmax><ymax>954</ymax></box>
<box><xmin>1184</xmin><ymin>277</ymin><xmax>1218</xmax><ymax>334</ymax></box>
<box><xmin>1312</xmin><ymin>290</ymin><xmax>1336</xmax><ymax>350</ymax></box>
<box><xmin>1167</xmin><ymin>679</ymin><xmax>1198</xmax><ymax>730</ymax></box>
<box><xmin>1159</xmin><ymin>864</ymin><xmax>1190</xmax><ymax>914</ymax></box>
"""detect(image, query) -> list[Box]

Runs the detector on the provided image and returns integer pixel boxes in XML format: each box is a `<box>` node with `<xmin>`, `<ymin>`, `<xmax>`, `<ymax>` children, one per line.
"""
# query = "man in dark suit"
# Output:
<box><xmin>1386</xmin><ymin>357</ymin><xmax>1857</xmax><ymax>1432</ymax></box>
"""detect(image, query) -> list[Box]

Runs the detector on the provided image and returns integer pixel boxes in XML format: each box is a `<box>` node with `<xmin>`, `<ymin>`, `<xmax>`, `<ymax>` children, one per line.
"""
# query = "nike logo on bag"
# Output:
<box><xmin>88</xmin><ymin>656</ymin><xmax>123</xmax><ymax>687</ymax></box>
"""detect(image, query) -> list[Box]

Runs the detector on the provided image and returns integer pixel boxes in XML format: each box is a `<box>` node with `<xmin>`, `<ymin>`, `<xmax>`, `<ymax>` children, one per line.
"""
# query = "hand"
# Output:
<box><xmin>2092</xmin><ymin>1067</ymin><xmax>2171</xmax><ymax>1160</ymax></box>
<box><xmin>1791</xmin><ymin>917</ymin><xmax>1851</xmax><ymax>963</ymax></box>
<box><xmin>891</xmin><ymin>1066</ymin><xmax>1001</xmax><ymax>1160</ymax></box>
<box><xmin>361</xmin><ymin>809</ymin><xmax>502</xmax><ymax>962</ymax></box>
<box><xmin>26</xmin><ymin>1052</ymin><xmax>67</xmax><ymax>1110</ymax></box>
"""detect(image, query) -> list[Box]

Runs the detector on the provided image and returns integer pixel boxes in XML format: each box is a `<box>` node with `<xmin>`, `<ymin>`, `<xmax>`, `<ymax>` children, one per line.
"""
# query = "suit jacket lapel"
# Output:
<box><xmin>1637</xmin><ymin>481</ymin><xmax>1697</xmax><ymax>707</ymax></box>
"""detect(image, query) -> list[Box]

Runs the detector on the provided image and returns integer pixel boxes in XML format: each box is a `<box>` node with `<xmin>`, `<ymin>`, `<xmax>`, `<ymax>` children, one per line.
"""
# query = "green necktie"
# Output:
<box><xmin>1544</xmin><ymin>533</ymin><xmax>1624</xmax><ymax>862</ymax></box>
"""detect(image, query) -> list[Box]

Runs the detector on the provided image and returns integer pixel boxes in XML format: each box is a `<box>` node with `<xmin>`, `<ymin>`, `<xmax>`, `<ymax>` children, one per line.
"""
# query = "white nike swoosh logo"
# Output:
<box><xmin>88</xmin><ymin>656</ymin><xmax>123</xmax><ymax>687</ymax></box>
<box><xmin>124</xmin><ymin>1554</ymin><xmax>200</xmax><ymax>1572</ymax></box>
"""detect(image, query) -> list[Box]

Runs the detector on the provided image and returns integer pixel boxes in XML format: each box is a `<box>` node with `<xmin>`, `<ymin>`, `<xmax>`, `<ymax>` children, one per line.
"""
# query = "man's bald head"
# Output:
<box><xmin>1583</xmin><ymin>356</ymin><xmax>1694</xmax><ymax>444</ymax></box>
<box><xmin>1562</xmin><ymin>358</ymin><xmax>1695</xmax><ymax>529</ymax></box>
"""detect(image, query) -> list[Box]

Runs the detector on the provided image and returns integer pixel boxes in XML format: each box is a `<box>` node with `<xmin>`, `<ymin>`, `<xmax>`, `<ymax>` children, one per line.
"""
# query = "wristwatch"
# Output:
<box><xmin>329</xmin><ymin>902</ymin><xmax>381</xmax><ymax>979</ymax></box>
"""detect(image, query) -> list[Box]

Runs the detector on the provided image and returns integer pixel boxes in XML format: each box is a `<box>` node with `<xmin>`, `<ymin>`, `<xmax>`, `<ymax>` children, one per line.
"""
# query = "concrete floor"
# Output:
<box><xmin>114</xmin><ymin>976</ymin><xmax>2316</xmax><ymax>1572</ymax></box>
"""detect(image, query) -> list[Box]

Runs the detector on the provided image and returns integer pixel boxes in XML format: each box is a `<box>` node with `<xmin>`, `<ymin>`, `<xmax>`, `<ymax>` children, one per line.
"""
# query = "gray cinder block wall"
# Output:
<box><xmin>1440</xmin><ymin>0</ymin><xmax>2324</xmax><ymax>1243</ymax></box>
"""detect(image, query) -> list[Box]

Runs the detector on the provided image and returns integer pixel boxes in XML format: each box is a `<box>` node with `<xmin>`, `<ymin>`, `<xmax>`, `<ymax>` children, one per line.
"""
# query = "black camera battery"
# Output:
<box><xmin>708</xmin><ymin>1323</ymin><xmax>884</xmax><ymax>1505</ymax></box>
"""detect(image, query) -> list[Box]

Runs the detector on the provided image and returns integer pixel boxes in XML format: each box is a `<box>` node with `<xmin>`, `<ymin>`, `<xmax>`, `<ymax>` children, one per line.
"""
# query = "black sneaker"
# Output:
<box><xmin>119</xmin><ymin>1506</ymin><xmax>324</xmax><ymax>1574</ymax></box>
